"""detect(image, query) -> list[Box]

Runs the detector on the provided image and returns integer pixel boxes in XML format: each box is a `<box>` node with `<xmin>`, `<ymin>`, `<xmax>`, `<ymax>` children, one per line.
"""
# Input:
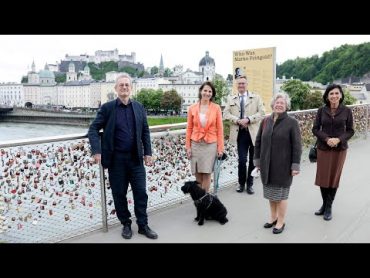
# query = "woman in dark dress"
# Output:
<box><xmin>312</xmin><ymin>84</ymin><xmax>354</xmax><ymax>221</ymax></box>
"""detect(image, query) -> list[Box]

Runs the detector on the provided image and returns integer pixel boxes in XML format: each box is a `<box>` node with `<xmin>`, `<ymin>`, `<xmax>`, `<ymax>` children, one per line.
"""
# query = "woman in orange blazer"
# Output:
<box><xmin>186</xmin><ymin>81</ymin><xmax>224</xmax><ymax>192</ymax></box>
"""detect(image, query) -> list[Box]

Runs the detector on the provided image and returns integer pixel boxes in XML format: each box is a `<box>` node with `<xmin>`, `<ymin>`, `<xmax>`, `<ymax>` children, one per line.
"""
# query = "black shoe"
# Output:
<box><xmin>236</xmin><ymin>186</ymin><xmax>244</xmax><ymax>193</ymax></box>
<box><xmin>323</xmin><ymin>207</ymin><xmax>332</xmax><ymax>221</ymax></box>
<box><xmin>121</xmin><ymin>224</ymin><xmax>132</xmax><ymax>239</ymax></box>
<box><xmin>246</xmin><ymin>186</ymin><xmax>254</xmax><ymax>194</ymax></box>
<box><xmin>323</xmin><ymin>196</ymin><xmax>333</xmax><ymax>221</ymax></box>
<box><xmin>138</xmin><ymin>225</ymin><xmax>158</xmax><ymax>239</ymax></box>
<box><xmin>272</xmin><ymin>223</ymin><xmax>285</xmax><ymax>234</ymax></box>
<box><xmin>264</xmin><ymin>219</ymin><xmax>278</xmax><ymax>228</ymax></box>
<box><xmin>315</xmin><ymin>205</ymin><xmax>325</xmax><ymax>216</ymax></box>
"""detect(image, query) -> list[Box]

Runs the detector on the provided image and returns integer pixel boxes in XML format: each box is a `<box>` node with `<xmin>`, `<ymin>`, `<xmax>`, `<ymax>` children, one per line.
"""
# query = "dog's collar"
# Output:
<box><xmin>194</xmin><ymin>193</ymin><xmax>214</xmax><ymax>210</ymax></box>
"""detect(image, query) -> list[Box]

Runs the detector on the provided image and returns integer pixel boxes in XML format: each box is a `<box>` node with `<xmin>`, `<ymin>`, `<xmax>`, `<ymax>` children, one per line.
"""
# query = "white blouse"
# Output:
<box><xmin>199</xmin><ymin>112</ymin><xmax>207</xmax><ymax>128</ymax></box>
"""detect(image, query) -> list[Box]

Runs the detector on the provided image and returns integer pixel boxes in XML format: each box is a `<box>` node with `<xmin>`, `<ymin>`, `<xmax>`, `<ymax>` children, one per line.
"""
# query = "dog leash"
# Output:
<box><xmin>213</xmin><ymin>159</ymin><xmax>224</xmax><ymax>195</ymax></box>
<box><xmin>213</xmin><ymin>153</ymin><xmax>228</xmax><ymax>195</ymax></box>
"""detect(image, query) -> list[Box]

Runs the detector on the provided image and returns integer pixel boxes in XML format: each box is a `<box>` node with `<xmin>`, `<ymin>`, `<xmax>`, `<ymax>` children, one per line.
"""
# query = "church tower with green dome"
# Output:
<box><xmin>39</xmin><ymin>63</ymin><xmax>56</xmax><ymax>84</ymax></box>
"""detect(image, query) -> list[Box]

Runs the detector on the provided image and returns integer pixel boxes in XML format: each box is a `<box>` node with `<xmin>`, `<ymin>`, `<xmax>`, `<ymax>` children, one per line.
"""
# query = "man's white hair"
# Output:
<box><xmin>115</xmin><ymin>73</ymin><xmax>132</xmax><ymax>86</ymax></box>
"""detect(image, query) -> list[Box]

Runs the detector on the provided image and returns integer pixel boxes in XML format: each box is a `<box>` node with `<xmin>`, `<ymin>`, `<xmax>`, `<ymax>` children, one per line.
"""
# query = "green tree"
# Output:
<box><xmin>100</xmin><ymin>61</ymin><xmax>118</xmax><ymax>72</ymax></box>
<box><xmin>55</xmin><ymin>73</ymin><xmax>66</xmax><ymax>83</ymax></box>
<box><xmin>134</xmin><ymin>89</ymin><xmax>164</xmax><ymax>112</ymax></box>
<box><xmin>281</xmin><ymin>80</ymin><xmax>311</xmax><ymax>111</ymax></box>
<box><xmin>150</xmin><ymin>66</ymin><xmax>159</xmax><ymax>75</ymax></box>
<box><xmin>343</xmin><ymin>89</ymin><xmax>357</xmax><ymax>105</ymax></box>
<box><xmin>151</xmin><ymin>89</ymin><xmax>163</xmax><ymax>113</ymax></box>
<box><xmin>213</xmin><ymin>78</ymin><xmax>229</xmax><ymax>105</ymax></box>
<box><xmin>21</xmin><ymin>76</ymin><xmax>28</xmax><ymax>83</ymax></box>
<box><xmin>302</xmin><ymin>90</ymin><xmax>323</xmax><ymax>109</ymax></box>
<box><xmin>161</xmin><ymin>90</ymin><xmax>182</xmax><ymax>113</ymax></box>
<box><xmin>277</xmin><ymin>42</ymin><xmax>370</xmax><ymax>84</ymax></box>
<box><xmin>164</xmin><ymin>68</ymin><xmax>173</xmax><ymax>77</ymax></box>
<box><xmin>213</xmin><ymin>73</ymin><xmax>223</xmax><ymax>80</ymax></box>
<box><xmin>88</xmin><ymin>61</ymin><xmax>120</xmax><ymax>80</ymax></box>
<box><xmin>120</xmin><ymin>66</ymin><xmax>141</xmax><ymax>77</ymax></box>
<box><xmin>138</xmin><ymin>71</ymin><xmax>145</xmax><ymax>78</ymax></box>
<box><xmin>88</xmin><ymin>62</ymin><xmax>105</xmax><ymax>80</ymax></box>
<box><xmin>135</xmin><ymin>89</ymin><xmax>153</xmax><ymax>109</ymax></box>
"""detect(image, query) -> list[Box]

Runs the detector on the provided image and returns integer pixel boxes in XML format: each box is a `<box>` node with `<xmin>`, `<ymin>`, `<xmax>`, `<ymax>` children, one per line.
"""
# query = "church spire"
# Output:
<box><xmin>31</xmin><ymin>60</ymin><xmax>36</xmax><ymax>72</ymax></box>
<box><xmin>159</xmin><ymin>54</ymin><xmax>164</xmax><ymax>75</ymax></box>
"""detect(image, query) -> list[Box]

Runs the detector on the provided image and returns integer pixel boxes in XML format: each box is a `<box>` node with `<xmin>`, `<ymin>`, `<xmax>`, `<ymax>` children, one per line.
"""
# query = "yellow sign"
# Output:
<box><xmin>233</xmin><ymin>47</ymin><xmax>276</xmax><ymax>112</ymax></box>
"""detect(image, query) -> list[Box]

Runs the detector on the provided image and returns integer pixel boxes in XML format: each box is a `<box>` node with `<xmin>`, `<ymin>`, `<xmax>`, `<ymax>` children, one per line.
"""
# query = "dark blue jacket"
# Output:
<box><xmin>88</xmin><ymin>99</ymin><xmax>152</xmax><ymax>168</ymax></box>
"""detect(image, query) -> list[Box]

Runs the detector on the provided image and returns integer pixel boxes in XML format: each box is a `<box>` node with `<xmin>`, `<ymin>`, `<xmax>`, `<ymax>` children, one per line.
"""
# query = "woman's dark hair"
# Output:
<box><xmin>323</xmin><ymin>84</ymin><xmax>344</xmax><ymax>106</ymax></box>
<box><xmin>198</xmin><ymin>81</ymin><xmax>216</xmax><ymax>102</ymax></box>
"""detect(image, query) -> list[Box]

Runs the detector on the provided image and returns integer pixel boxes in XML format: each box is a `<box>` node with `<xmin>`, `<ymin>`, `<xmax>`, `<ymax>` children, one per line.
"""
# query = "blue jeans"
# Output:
<box><xmin>108</xmin><ymin>152</ymin><xmax>148</xmax><ymax>227</ymax></box>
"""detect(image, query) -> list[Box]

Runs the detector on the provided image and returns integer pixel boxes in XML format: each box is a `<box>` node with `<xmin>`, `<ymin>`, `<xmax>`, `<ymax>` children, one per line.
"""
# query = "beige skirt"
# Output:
<box><xmin>190</xmin><ymin>141</ymin><xmax>217</xmax><ymax>174</ymax></box>
<box><xmin>315</xmin><ymin>149</ymin><xmax>347</xmax><ymax>188</ymax></box>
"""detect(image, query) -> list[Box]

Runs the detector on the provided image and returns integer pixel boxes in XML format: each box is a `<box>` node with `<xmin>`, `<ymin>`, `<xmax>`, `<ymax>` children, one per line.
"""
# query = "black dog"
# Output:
<box><xmin>181</xmin><ymin>181</ymin><xmax>228</xmax><ymax>225</ymax></box>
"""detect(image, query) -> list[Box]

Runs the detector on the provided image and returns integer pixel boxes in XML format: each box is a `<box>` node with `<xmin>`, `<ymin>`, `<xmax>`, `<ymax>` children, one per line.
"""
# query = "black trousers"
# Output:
<box><xmin>237</xmin><ymin>128</ymin><xmax>254</xmax><ymax>188</ymax></box>
<box><xmin>108</xmin><ymin>152</ymin><xmax>148</xmax><ymax>227</ymax></box>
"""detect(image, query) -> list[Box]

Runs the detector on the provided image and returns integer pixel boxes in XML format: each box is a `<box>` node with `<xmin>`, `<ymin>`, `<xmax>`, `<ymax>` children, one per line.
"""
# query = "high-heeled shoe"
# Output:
<box><xmin>263</xmin><ymin>219</ymin><xmax>278</xmax><ymax>228</ymax></box>
<box><xmin>272</xmin><ymin>223</ymin><xmax>285</xmax><ymax>234</ymax></box>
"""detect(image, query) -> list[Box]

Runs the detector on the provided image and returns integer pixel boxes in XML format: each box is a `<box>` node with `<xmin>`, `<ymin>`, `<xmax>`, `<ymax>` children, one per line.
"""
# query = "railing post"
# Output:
<box><xmin>99</xmin><ymin>162</ymin><xmax>108</xmax><ymax>232</ymax></box>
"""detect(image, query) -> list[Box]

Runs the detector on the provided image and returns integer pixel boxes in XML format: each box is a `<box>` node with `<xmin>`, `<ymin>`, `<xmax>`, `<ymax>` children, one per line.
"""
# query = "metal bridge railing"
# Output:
<box><xmin>0</xmin><ymin>104</ymin><xmax>368</xmax><ymax>242</ymax></box>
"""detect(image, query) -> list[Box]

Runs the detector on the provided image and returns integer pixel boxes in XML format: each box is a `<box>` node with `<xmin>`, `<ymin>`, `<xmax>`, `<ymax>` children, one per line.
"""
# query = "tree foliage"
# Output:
<box><xmin>21</xmin><ymin>76</ymin><xmax>28</xmax><ymax>83</ymax></box>
<box><xmin>134</xmin><ymin>89</ymin><xmax>153</xmax><ymax>108</ymax></box>
<box><xmin>164</xmin><ymin>68</ymin><xmax>173</xmax><ymax>77</ymax></box>
<box><xmin>343</xmin><ymin>89</ymin><xmax>357</xmax><ymax>105</ymax></box>
<box><xmin>281</xmin><ymin>80</ymin><xmax>358</xmax><ymax>110</ymax></box>
<box><xmin>119</xmin><ymin>66</ymin><xmax>144</xmax><ymax>78</ymax></box>
<box><xmin>150</xmin><ymin>66</ymin><xmax>159</xmax><ymax>75</ymax></box>
<box><xmin>55</xmin><ymin>73</ymin><xmax>66</xmax><ymax>83</ymax></box>
<box><xmin>88</xmin><ymin>62</ymin><xmax>143</xmax><ymax>80</ymax></box>
<box><xmin>302</xmin><ymin>90</ymin><xmax>323</xmax><ymax>110</ymax></box>
<box><xmin>226</xmin><ymin>74</ymin><xmax>233</xmax><ymax>82</ymax></box>
<box><xmin>281</xmin><ymin>80</ymin><xmax>311</xmax><ymax>110</ymax></box>
<box><xmin>277</xmin><ymin>42</ymin><xmax>370</xmax><ymax>84</ymax></box>
<box><xmin>213</xmin><ymin>78</ymin><xmax>229</xmax><ymax>105</ymax></box>
<box><xmin>88</xmin><ymin>62</ymin><xmax>105</xmax><ymax>80</ymax></box>
<box><xmin>161</xmin><ymin>90</ymin><xmax>182</xmax><ymax>113</ymax></box>
<box><xmin>134</xmin><ymin>89</ymin><xmax>168</xmax><ymax>113</ymax></box>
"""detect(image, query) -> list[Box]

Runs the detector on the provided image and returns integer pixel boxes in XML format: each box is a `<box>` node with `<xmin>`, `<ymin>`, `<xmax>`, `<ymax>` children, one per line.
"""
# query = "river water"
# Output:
<box><xmin>0</xmin><ymin>122</ymin><xmax>88</xmax><ymax>141</ymax></box>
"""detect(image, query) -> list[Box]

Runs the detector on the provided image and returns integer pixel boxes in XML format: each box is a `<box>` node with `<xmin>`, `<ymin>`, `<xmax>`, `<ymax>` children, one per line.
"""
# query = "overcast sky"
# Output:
<box><xmin>0</xmin><ymin>35</ymin><xmax>369</xmax><ymax>83</ymax></box>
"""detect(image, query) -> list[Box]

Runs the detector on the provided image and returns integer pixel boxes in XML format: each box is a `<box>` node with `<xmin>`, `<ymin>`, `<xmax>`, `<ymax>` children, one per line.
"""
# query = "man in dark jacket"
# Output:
<box><xmin>88</xmin><ymin>73</ymin><xmax>158</xmax><ymax>240</ymax></box>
